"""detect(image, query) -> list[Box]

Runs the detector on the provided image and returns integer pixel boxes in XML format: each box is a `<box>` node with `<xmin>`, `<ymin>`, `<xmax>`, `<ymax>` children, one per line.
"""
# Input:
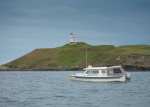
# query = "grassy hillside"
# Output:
<box><xmin>3</xmin><ymin>42</ymin><xmax>150</xmax><ymax>70</ymax></box>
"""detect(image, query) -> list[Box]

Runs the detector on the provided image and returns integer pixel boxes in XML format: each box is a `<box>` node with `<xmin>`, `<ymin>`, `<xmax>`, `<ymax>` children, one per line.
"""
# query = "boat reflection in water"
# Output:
<box><xmin>67</xmin><ymin>65</ymin><xmax>131</xmax><ymax>82</ymax></box>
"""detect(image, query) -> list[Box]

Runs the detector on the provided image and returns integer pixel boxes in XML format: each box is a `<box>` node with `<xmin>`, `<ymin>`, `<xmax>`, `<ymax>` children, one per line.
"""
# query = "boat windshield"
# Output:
<box><xmin>86</xmin><ymin>71</ymin><xmax>93</xmax><ymax>74</ymax></box>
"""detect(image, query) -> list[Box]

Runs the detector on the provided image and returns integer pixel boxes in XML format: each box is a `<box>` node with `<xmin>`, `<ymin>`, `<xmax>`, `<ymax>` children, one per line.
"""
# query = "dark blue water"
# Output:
<box><xmin>0</xmin><ymin>71</ymin><xmax>150</xmax><ymax>107</ymax></box>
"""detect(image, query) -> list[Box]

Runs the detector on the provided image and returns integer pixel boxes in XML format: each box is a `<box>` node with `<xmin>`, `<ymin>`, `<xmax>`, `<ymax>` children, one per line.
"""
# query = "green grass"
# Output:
<box><xmin>4</xmin><ymin>43</ymin><xmax>150</xmax><ymax>69</ymax></box>
<box><xmin>117</xmin><ymin>45</ymin><xmax>150</xmax><ymax>55</ymax></box>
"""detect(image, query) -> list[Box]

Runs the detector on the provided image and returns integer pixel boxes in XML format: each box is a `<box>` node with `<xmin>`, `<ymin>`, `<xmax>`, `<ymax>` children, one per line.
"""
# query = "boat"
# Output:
<box><xmin>67</xmin><ymin>65</ymin><xmax>131</xmax><ymax>82</ymax></box>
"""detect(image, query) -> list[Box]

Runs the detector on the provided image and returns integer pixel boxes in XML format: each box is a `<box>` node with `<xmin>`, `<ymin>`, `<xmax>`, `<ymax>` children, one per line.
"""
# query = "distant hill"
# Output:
<box><xmin>2</xmin><ymin>42</ymin><xmax>150</xmax><ymax>71</ymax></box>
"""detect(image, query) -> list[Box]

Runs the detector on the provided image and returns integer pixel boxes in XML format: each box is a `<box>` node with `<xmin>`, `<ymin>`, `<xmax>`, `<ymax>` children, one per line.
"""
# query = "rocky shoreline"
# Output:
<box><xmin>1</xmin><ymin>65</ymin><xmax>150</xmax><ymax>71</ymax></box>
<box><xmin>122</xmin><ymin>65</ymin><xmax>150</xmax><ymax>71</ymax></box>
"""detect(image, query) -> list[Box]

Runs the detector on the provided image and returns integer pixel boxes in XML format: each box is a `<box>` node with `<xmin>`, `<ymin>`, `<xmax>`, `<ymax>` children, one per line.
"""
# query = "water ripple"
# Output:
<box><xmin>0</xmin><ymin>71</ymin><xmax>150</xmax><ymax>107</ymax></box>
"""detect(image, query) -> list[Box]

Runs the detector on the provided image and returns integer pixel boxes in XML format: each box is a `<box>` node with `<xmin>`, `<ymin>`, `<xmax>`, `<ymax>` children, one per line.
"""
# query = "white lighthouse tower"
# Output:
<box><xmin>70</xmin><ymin>32</ymin><xmax>77</xmax><ymax>44</ymax></box>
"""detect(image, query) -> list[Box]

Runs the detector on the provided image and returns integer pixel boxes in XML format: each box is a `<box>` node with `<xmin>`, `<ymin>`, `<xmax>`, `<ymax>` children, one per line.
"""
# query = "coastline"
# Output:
<box><xmin>1</xmin><ymin>65</ymin><xmax>150</xmax><ymax>71</ymax></box>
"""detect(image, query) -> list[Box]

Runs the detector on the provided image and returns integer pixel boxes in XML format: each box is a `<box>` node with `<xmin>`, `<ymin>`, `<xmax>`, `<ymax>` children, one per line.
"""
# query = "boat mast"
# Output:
<box><xmin>86</xmin><ymin>47</ymin><xmax>87</xmax><ymax>67</ymax></box>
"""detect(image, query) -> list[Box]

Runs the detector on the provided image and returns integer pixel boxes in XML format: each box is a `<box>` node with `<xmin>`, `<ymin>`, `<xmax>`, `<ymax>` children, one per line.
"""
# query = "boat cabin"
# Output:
<box><xmin>83</xmin><ymin>66</ymin><xmax>124</xmax><ymax>77</ymax></box>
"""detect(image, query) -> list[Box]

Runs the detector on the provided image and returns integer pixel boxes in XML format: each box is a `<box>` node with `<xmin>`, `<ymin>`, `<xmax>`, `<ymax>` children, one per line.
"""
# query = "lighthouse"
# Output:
<box><xmin>70</xmin><ymin>32</ymin><xmax>77</xmax><ymax>44</ymax></box>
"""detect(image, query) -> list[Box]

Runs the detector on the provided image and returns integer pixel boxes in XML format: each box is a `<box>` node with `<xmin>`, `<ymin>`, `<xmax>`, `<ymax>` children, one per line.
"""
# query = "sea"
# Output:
<box><xmin>0</xmin><ymin>71</ymin><xmax>150</xmax><ymax>107</ymax></box>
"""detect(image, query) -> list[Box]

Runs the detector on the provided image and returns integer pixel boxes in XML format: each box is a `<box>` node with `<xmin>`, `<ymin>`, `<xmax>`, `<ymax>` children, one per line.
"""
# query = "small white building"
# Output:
<box><xmin>70</xmin><ymin>32</ymin><xmax>77</xmax><ymax>44</ymax></box>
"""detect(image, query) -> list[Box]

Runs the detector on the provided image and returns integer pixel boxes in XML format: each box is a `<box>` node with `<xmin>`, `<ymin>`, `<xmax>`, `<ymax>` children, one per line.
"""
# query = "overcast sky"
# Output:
<box><xmin>0</xmin><ymin>0</ymin><xmax>150</xmax><ymax>65</ymax></box>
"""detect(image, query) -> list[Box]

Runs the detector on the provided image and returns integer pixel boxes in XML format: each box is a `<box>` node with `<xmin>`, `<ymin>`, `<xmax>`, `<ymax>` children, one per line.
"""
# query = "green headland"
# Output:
<box><xmin>1</xmin><ymin>42</ymin><xmax>150</xmax><ymax>71</ymax></box>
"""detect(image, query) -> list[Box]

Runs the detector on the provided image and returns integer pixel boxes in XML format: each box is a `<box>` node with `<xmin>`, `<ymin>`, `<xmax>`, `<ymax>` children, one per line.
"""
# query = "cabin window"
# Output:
<box><xmin>107</xmin><ymin>69</ymin><xmax>113</xmax><ymax>74</ymax></box>
<box><xmin>113</xmin><ymin>68</ymin><xmax>122</xmax><ymax>73</ymax></box>
<box><xmin>86</xmin><ymin>71</ymin><xmax>93</xmax><ymax>74</ymax></box>
<box><xmin>102</xmin><ymin>70</ymin><xmax>106</xmax><ymax>73</ymax></box>
<box><xmin>93</xmin><ymin>70</ymin><xmax>99</xmax><ymax>74</ymax></box>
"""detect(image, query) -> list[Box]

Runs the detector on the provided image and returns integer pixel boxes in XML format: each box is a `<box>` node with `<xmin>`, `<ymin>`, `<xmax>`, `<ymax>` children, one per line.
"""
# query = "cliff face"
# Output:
<box><xmin>2</xmin><ymin>42</ymin><xmax>150</xmax><ymax>71</ymax></box>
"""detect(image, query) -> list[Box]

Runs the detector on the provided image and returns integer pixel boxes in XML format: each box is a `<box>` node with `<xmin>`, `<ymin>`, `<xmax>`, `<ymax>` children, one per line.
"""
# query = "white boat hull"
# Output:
<box><xmin>67</xmin><ymin>75</ymin><xmax>126</xmax><ymax>82</ymax></box>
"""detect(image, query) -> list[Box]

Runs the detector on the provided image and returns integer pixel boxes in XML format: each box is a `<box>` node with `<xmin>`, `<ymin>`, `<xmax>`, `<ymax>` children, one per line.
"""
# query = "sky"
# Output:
<box><xmin>0</xmin><ymin>0</ymin><xmax>150</xmax><ymax>65</ymax></box>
